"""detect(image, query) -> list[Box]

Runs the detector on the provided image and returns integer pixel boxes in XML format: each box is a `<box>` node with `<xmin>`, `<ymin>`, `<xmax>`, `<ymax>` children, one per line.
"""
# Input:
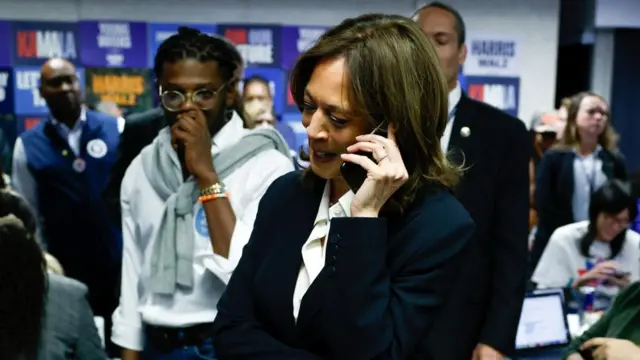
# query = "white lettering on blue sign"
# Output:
<box><xmin>16</xmin><ymin>70</ymin><xmax>46</xmax><ymax>107</ymax></box>
<box><xmin>37</xmin><ymin>31</ymin><xmax>77</xmax><ymax>59</ymax></box>
<box><xmin>297</xmin><ymin>28</ymin><xmax>324</xmax><ymax>53</ymax></box>
<box><xmin>0</xmin><ymin>72</ymin><xmax>7</xmax><ymax>102</ymax></box>
<box><xmin>97</xmin><ymin>23</ymin><xmax>132</xmax><ymax>49</ymax></box>
<box><xmin>238</xmin><ymin>29</ymin><xmax>274</xmax><ymax>64</ymax></box>
<box><xmin>482</xmin><ymin>84</ymin><xmax>517</xmax><ymax>111</ymax></box>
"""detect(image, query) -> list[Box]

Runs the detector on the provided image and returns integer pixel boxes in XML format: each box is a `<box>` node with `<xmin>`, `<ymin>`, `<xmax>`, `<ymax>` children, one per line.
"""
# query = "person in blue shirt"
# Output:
<box><xmin>11</xmin><ymin>57</ymin><xmax>122</xmax><ymax>357</ymax></box>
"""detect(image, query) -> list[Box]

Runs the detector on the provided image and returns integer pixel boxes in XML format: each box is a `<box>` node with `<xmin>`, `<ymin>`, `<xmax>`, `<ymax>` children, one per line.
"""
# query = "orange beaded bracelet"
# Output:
<box><xmin>199</xmin><ymin>192</ymin><xmax>230</xmax><ymax>203</ymax></box>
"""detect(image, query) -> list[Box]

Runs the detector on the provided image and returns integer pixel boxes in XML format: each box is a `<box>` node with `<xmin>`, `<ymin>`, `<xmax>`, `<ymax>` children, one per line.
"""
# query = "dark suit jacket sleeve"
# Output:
<box><xmin>534</xmin><ymin>151</ymin><xmax>563</xmax><ymax>236</ymax></box>
<box><xmin>104</xmin><ymin>116</ymin><xmax>153</xmax><ymax>224</ymax></box>
<box><xmin>212</xmin><ymin>178</ymin><xmax>325</xmax><ymax>360</ymax></box>
<box><xmin>73</xmin><ymin>283</ymin><xmax>108</xmax><ymax>359</ymax></box>
<box><xmin>479</xmin><ymin>119</ymin><xmax>530</xmax><ymax>355</ymax></box>
<box><xmin>323</xmin><ymin>205</ymin><xmax>474</xmax><ymax>360</ymax></box>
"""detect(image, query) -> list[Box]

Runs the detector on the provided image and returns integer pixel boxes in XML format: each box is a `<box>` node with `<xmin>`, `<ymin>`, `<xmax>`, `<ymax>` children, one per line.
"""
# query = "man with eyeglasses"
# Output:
<box><xmin>103</xmin><ymin>33</ymin><xmax>246</xmax><ymax>228</ymax></box>
<box><xmin>111</xmin><ymin>27</ymin><xmax>293</xmax><ymax>360</ymax></box>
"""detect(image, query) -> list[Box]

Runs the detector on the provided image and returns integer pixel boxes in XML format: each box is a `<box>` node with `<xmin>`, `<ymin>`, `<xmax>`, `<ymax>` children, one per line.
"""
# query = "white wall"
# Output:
<box><xmin>0</xmin><ymin>0</ymin><xmax>559</xmax><ymax>126</ymax></box>
<box><xmin>590</xmin><ymin>30</ymin><xmax>615</xmax><ymax>103</ymax></box>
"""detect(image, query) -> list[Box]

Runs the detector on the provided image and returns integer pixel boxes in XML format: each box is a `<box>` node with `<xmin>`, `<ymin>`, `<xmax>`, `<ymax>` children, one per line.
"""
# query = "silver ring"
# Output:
<box><xmin>377</xmin><ymin>154</ymin><xmax>389</xmax><ymax>164</ymax></box>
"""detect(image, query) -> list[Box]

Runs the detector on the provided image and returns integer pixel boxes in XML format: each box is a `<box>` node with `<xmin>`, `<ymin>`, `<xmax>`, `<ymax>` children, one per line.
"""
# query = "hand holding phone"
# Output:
<box><xmin>339</xmin><ymin>123</ymin><xmax>408</xmax><ymax>217</ymax></box>
<box><xmin>339</xmin><ymin>126</ymin><xmax>387</xmax><ymax>192</ymax></box>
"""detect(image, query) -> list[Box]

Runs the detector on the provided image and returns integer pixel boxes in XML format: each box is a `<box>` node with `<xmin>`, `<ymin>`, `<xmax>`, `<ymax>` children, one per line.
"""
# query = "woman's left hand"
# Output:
<box><xmin>341</xmin><ymin>124</ymin><xmax>408</xmax><ymax>217</ymax></box>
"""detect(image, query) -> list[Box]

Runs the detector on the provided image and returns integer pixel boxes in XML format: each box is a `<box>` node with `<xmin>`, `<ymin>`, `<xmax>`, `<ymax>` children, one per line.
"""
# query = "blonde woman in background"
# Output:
<box><xmin>531</xmin><ymin>91</ymin><xmax>627</xmax><ymax>272</ymax></box>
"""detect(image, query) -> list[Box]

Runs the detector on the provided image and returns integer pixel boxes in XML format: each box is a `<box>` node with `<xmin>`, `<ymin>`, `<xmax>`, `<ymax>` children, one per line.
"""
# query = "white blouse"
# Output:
<box><xmin>292</xmin><ymin>181</ymin><xmax>354</xmax><ymax>321</ymax></box>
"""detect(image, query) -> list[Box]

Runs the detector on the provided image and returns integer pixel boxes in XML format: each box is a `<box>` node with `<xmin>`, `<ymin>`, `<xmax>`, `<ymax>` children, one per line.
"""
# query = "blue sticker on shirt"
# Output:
<box><xmin>194</xmin><ymin>207</ymin><xmax>209</xmax><ymax>237</ymax></box>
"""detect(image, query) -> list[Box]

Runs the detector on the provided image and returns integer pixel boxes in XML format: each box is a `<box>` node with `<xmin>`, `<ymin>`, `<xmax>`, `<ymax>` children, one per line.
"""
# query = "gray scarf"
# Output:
<box><xmin>140</xmin><ymin>123</ymin><xmax>291</xmax><ymax>294</ymax></box>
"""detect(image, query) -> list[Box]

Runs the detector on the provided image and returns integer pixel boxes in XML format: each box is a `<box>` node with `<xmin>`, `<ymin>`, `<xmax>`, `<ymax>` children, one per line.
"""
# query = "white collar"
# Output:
<box><xmin>50</xmin><ymin>107</ymin><xmax>87</xmax><ymax>131</ymax></box>
<box><xmin>212</xmin><ymin>111</ymin><xmax>248</xmax><ymax>151</ymax></box>
<box><xmin>448</xmin><ymin>82</ymin><xmax>462</xmax><ymax>116</ymax></box>
<box><xmin>314</xmin><ymin>181</ymin><xmax>355</xmax><ymax>224</ymax></box>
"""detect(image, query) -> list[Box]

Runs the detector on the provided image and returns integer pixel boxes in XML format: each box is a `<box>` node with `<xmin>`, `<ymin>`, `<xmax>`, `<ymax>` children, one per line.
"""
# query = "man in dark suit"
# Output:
<box><xmin>415</xmin><ymin>3</ymin><xmax>530</xmax><ymax>359</ymax></box>
<box><xmin>103</xmin><ymin>35</ymin><xmax>245</xmax><ymax>222</ymax></box>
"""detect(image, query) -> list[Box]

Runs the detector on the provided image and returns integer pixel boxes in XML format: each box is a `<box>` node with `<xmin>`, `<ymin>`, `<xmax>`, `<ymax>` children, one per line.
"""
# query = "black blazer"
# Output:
<box><xmin>212</xmin><ymin>172</ymin><xmax>475</xmax><ymax>360</ymax></box>
<box><xmin>426</xmin><ymin>93</ymin><xmax>531</xmax><ymax>359</ymax></box>
<box><xmin>531</xmin><ymin>148</ymin><xmax>627</xmax><ymax>266</ymax></box>
<box><xmin>103</xmin><ymin>107</ymin><xmax>165</xmax><ymax>223</ymax></box>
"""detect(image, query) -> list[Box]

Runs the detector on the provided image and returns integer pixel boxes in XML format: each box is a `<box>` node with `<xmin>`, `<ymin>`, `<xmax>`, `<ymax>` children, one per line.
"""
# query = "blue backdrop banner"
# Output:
<box><xmin>0</xmin><ymin>22</ymin><xmax>13</xmax><ymax>67</ymax></box>
<box><xmin>13</xmin><ymin>66</ymin><xmax>85</xmax><ymax>115</ymax></box>
<box><xmin>146</xmin><ymin>23</ymin><xmax>218</xmax><ymax>68</ymax></box>
<box><xmin>218</xmin><ymin>24</ymin><xmax>281</xmax><ymax>67</ymax></box>
<box><xmin>16</xmin><ymin>115</ymin><xmax>47</xmax><ymax>135</ymax></box>
<box><xmin>0</xmin><ymin>68</ymin><xmax>15</xmax><ymax>115</ymax></box>
<box><xmin>78</xmin><ymin>21</ymin><xmax>148</xmax><ymax>68</ymax></box>
<box><xmin>465</xmin><ymin>76</ymin><xmax>520</xmax><ymax>117</ymax></box>
<box><xmin>280</xmin><ymin>25</ymin><xmax>326</xmax><ymax>70</ymax></box>
<box><xmin>12</xmin><ymin>21</ymin><xmax>79</xmax><ymax>66</ymax></box>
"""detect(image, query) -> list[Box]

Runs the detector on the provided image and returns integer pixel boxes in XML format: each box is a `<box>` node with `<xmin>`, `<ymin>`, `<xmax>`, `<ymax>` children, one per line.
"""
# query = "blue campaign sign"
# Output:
<box><xmin>0</xmin><ymin>22</ymin><xmax>13</xmax><ymax>67</ymax></box>
<box><xmin>147</xmin><ymin>23</ymin><xmax>218</xmax><ymax>68</ymax></box>
<box><xmin>12</xmin><ymin>21</ymin><xmax>79</xmax><ymax>66</ymax></box>
<box><xmin>280</xmin><ymin>25</ymin><xmax>327</xmax><ymax>70</ymax></box>
<box><xmin>0</xmin><ymin>68</ymin><xmax>15</xmax><ymax>115</ymax></box>
<box><xmin>281</xmin><ymin>112</ymin><xmax>307</xmax><ymax>152</ymax></box>
<box><xmin>13</xmin><ymin>66</ymin><xmax>85</xmax><ymax>115</ymax></box>
<box><xmin>284</xmin><ymin>71</ymin><xmax>299</xmax><ymax>113</ymax></box>
<box><xmin>218</xmin><ymin>24</ymin><xmax>281</xmax><ymax>67</ymax></box>
<box><xmin>466</xmin><ymin>76</ymin><xmax>520</xmax><ymax>117</ymax></box>
<box><xmin>241</xmin><ymin>67</ymin><xmax>286</xmax><ymax>115</ymax></box>
<box><xmin>16</xmin><ymin>115</ymin><xmax>47</xmax><ymax>135</ymax></box>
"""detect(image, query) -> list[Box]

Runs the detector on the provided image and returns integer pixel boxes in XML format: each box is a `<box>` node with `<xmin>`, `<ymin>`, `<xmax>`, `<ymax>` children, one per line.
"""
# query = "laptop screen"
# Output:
<box><xmin>515</xmin><ymin>293</ymin><xmax>570</xmax><ymax>350</ymax></box>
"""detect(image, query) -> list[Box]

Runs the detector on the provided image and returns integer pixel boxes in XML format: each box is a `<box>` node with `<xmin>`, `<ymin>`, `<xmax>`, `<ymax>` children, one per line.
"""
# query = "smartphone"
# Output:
<box><xmin>613</xmin><ymin>271</ymin><xmax>631</xmax><ymax>279</ymax></box>
<box><xmin>579</xmin><ymin>348</ymin><xmax>594</xmax><ymax>360</ymax></box>
<box><xmin>340</xmin><ymin>126</ymin><xmax>387</xmax><ymax>192</ymax></box>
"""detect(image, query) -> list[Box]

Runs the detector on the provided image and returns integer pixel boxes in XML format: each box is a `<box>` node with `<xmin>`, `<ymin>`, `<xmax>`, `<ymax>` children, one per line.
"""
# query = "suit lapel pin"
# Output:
<box><xmin>460</xmin><ymin>126</ymin><xmax>471</xmax><ymax>138</ymax></box>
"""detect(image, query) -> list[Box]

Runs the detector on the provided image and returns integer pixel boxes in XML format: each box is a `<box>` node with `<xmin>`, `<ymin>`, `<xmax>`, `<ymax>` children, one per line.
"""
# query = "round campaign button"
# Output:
<box><xmin>194</xmin><ymin>207</ymin><xmax>209</xmax><ymax>237</ymax></box>
<box><xmin>72</xmin><ymin>158</ymin><xmax>86</xmax><ymax>173</ymax></box>
<box><xmin>86</xmin><ymin>139</ymin><xmax>108</xmax><ymax>159</ymax></box>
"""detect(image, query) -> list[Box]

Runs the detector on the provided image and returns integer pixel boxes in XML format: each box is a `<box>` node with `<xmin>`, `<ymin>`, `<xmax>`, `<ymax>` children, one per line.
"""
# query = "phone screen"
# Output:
<box><xmin>339</xmin><ymin>126</ymin><xmax>387</xmax><ymax>192</ymax></box>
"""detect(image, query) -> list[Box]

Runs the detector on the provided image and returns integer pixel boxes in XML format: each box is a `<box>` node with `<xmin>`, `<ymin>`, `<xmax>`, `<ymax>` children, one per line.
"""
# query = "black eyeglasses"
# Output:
<box><xmin>159</xmin><ymin>82</ymin><xmax>227</xmax><ymax>112</ymax></box>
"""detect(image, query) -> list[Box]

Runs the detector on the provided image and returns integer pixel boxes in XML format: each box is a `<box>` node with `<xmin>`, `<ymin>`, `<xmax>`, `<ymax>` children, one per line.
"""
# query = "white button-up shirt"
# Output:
<box><xmin>292</xmin><ymin>181</ymin><xmax>354</xmax><ymax>321</ymax></box>
<box><xmin>440</xmin><ymin>82</ymin><xmax>462</xmax><ymax>153</ymax></box>
<box><xmin>111</xmin><ymin>115</ymin><xmax>294</xmax><ymax>351</ymax></box>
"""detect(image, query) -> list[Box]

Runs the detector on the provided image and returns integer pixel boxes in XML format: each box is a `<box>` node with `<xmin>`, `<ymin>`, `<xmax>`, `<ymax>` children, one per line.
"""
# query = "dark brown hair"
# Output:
<box><xmin>556</xmin><ymin>91</ymin><xmax>618</xmax><ymax>150</ymax></box>
<box><xmin>0</xmin><ymin>190</ymin><xmax>47</xmax><ymax>360</ymax></box>
<box><xmin>290</xmin><ymin>13</ymin><xmax>460</xmax><ymax>214</ymax></box>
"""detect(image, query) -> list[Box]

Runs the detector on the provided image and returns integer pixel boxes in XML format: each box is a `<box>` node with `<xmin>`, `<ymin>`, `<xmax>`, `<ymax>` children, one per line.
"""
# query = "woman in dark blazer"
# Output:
<box><xmin>211</xmin><ymin>14</ymin><xmax>475</xmax><ymax>360</ymax></box>
<box><xmin>531</xmin><ymin>91</ymin><xmax>627</xmax><ymax>272</ymax></box>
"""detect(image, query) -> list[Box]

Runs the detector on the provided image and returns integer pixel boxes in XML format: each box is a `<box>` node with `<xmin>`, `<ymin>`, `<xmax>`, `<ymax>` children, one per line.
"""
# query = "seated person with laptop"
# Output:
<box><xmin>564</xmin><ymin>281</ymin><xmax>640</xmax><ymax>360</ymax></box>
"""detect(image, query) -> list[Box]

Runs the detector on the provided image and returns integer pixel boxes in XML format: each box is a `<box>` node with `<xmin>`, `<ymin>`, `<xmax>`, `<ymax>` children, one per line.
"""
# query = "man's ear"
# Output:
<box><xmin>458</xmin><ymin>43</ymin><xmax>468</xmax><ymax>67</ymax></box>
<box><xmin>225</xmin><ymin>79</ymin><xmax>239</xmax><ymax>108</ymax></box>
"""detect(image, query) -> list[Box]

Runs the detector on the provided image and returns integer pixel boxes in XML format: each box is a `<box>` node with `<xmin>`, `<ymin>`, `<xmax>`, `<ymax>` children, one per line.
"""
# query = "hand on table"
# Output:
<box><xmin>471</xmin><ymin>343</ymin><xmax>504</xmax><ymax>360</ymax></box>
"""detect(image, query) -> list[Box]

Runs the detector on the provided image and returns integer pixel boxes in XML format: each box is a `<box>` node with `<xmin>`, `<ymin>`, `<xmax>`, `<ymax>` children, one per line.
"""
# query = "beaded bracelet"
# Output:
<box><xmin>199</xmin><ymin>192</ymin><xmax>230</xmax><ymax>203</ymax></box>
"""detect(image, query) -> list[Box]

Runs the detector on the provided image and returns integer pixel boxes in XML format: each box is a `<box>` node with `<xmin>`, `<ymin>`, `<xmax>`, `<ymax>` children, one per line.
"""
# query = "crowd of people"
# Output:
<box><xmin>0</xmin><ymin>2</ymin><xmax>639</xmax><ymax>360</ymax></box>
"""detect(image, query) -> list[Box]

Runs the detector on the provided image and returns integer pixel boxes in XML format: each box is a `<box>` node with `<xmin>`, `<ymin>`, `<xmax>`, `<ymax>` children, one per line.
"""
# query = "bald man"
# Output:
<box><xmin>415</xmin><ymin>3</ymin><xmax>530</xmax><ymax>360</ymax></box>
<box><xmin>12</xmin><ymin>58</ymin><xmax>123</xmax><ymax>356</ymax></box>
